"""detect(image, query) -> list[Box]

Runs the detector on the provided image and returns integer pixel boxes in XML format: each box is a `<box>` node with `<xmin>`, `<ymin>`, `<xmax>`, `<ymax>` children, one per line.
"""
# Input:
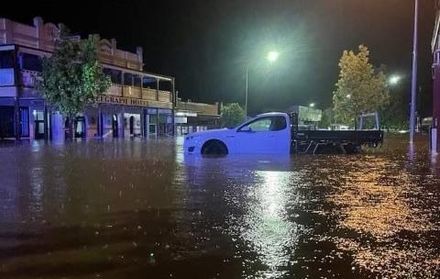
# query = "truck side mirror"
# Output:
<box><xmin>238</xmin><ymin>126</ymin><xmax>253</xmax><ymax>133</ymax></box>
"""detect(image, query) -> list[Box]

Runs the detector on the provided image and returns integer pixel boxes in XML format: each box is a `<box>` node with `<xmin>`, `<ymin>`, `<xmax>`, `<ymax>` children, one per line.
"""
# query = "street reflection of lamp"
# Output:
<box><xmin>239</xmin><ymin>170</ymin><xmax>298</xmax><ymax>277</ymax></box>
<box><xmin>245</xmin><ymin>51</ymin><xmax>279</xmax><ymax>118</ymax></box>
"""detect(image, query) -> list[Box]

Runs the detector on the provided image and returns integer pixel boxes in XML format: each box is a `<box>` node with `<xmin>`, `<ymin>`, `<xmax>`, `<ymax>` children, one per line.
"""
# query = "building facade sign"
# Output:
<box><xmin>98</xmin><ymin>95</ymin><xmax>150</xmax><ymax>107</ymax></box>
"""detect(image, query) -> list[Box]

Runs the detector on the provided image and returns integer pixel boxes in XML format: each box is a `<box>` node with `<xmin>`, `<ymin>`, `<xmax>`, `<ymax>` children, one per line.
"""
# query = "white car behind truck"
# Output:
<box><xmin>183</xmin><ymin>112</ymin><xmax>383</xmax><ymax>155</ymax></box>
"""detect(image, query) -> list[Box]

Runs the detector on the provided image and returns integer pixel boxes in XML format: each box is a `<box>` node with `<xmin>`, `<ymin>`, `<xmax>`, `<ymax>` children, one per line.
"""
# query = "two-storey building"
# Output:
<box><xmin>0</xmin><ymin>17</ymin><xmax>175</xmax><ymax>140</ymax></box>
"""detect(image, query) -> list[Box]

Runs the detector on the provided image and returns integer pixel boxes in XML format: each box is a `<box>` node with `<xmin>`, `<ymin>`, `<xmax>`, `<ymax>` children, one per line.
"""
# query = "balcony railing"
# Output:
<box><xmin>142</xmin><ymin>88</ymin><xmax>157</xmax><ymax>100</ymax></box>
<box><xmin>177</xmin><ymin>101</ymin><xmax>219</xmax><ymax>116</ymax></box>
<box><xmin>122</xmin><ymin>86</ymin><xmax>142</xmax><ymax>99</ymax></box>
<box><xmin>16</xmin><ymin>72</ymin><xmax>172</xmax><ymax>105</ymax></box>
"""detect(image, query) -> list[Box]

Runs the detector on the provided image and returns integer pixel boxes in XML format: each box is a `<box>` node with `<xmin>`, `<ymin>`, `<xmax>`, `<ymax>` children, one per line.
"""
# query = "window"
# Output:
<box><xmin>239</xmin><ymin>116</ymin><xmax>287</xmax><ymax>132</ymax></box>
<box><xmin>0</xmin><ymin>51</ymin><xmax>14</xmax><ymax>69</ymax></box>
<box><xmin>133</xmin><ymin>75</ymin><xmax>141</xmax><ymax>87</ymax></box>
<box><xmin>103</xmin><ymin>68</ymin><xmax>122</xmax><ymax>84</ymax></box>
<box><xmin>123</xmin><ymin>73</ymin><xmax>133</xmax><ymax>86</ymax></box>
<box><xmin>21</xmin><ymin>53</ymin><xmax>42</xmax><ymax>72</ymax></box>
<box><xmin>143</xmin><ymin>77</ymin><xmax>156</xmax><ymax>88</ymax></box>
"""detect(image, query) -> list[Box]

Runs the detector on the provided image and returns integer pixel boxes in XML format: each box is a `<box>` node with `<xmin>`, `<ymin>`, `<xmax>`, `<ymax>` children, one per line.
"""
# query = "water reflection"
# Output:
<box><xmin>328</xmin><ymin>155</ymin><xmax>439</xmax><ymax>278</ymax></box>
<box><xmin>183</xmin><ymin>154</ymin><xmax>301</xmax><ymax>278</ymax></box>
<box><xmin>0</xmin><ymin>136</ymin><xmax>438</xmax><ymax>278</ymax></box>
<box><xmin>240</xmin><ymin>170</ymin><xmax>300</xmax><ymax>278</ymax></box>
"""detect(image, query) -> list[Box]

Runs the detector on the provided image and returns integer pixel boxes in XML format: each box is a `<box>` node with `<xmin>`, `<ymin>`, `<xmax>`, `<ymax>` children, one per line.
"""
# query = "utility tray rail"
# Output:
<box><xmin>290</xmin><ymin>112</ymin><xmax>384</xmax><ymax>154</ymax></box>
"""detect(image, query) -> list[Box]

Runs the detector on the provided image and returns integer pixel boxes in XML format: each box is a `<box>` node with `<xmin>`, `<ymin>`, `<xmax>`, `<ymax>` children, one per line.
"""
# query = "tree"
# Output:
<box><xmin>221</xmin><ymin>103</ymin><xmax>245</xmax><ymax>128</ymax></box>
<box><xmin>319</xmin><ymin>107</ymin><xmax>334</xmax><ymax>129</ymax></box>
<box><xmin>333</xmin><ymin>45</ymin><xmax>390</xmax><ymax>128</ymax></box>
<box><xmin>39</xmin><ymin>26</ymin><xmax>111</xmax><ymax>139</ymax></box>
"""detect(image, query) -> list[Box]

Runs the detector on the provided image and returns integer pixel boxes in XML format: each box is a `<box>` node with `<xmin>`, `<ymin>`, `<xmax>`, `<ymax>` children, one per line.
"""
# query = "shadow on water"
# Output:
<box><xmin>0</xmin><ymin>135</ymin><xmax>438</xmax><ymax>278</ymax></box>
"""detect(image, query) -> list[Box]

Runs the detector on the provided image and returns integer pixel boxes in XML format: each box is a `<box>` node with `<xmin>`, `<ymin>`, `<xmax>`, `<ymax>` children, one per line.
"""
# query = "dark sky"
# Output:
<box><xmin>1</xmin><ymin>0</ymin><xmax>437</xmax><ymax>115</ymax></box>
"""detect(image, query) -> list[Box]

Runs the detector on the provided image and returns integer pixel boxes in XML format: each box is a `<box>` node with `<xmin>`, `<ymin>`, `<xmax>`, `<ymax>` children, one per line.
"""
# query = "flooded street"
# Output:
<box><xmin>0</xmin><ymin>136</ymin><xmax>439</xmax><ymax>279</ymax></box>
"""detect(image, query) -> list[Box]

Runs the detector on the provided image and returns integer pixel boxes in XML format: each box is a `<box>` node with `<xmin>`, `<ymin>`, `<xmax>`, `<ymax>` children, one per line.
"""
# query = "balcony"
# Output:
<box><xmin>101</xmin><ymin>83</ymin><xmax>172</xmax><ymax>108</ymax></box>
<box><xmin>142</xmin><ymin>88</ymin><xmax>157</xmax><ymax>100</ymax></box>
<box><xmin>158</xmin><ymin>90</ymin><xmax>172</xmax><ymax>102</ymax></box>
<box><xmin>122</xmin><ymin>86</ymin><xmax>141</xmax><ymax>98</ymax></box>
<box><xmin>177</xmin><ymin>101</ymin><xmax>219</xmax><ymax>116</ymax></box>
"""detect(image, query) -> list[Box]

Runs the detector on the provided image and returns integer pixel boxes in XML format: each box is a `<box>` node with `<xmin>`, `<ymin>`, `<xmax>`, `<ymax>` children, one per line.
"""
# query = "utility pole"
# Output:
<box><xmin>409</xmin><ymin>0</ymin><xmax>419</xmax><ymax>143</ymax></box>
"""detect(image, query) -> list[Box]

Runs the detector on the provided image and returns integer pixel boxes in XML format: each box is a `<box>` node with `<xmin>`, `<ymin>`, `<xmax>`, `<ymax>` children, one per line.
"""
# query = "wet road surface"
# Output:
<box><xmin>0</xmin><ymin>136</ymin><xmax>439</xmax><ymax>278</ymax></box>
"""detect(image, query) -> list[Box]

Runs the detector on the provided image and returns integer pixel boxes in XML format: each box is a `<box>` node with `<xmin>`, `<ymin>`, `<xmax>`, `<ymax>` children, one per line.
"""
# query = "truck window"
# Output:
<box><xmin>239</xmin><ymin>116</ymin><xmax>286</xmax><ymax>132</ymax></box>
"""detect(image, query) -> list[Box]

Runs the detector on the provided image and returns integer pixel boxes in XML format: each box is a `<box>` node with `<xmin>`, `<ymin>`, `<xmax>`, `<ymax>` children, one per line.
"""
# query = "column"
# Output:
<box><xmin>156</xmin><ymin>78</ymin><xmax>160</xmax><ymax>101</ymax></box>
<box><xmin>98</xmin><ymin>105</ymin><xmax>103</xmax><ymax>138</ymax></box>
<box><xmin>14</xmin><ymin>97</ymin><xmax>20</xmax><ymax>140</ymax></box>
<box><xmin>171</xmin><ymin>78</ymin><xmax>176</xmax><ymax>136</ymax></box>
<box><xmin>433</xmin><ymin>58</ymin><xmax>440</xmax><ymax>152</ymax></box>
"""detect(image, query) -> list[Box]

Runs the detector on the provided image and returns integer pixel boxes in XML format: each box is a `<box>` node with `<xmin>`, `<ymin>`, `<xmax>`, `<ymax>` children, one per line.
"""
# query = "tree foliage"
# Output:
<box><xmin>39</xmin><ymin>26</ymin><xmax>111</xmax><ymax>127</ymax></box>
<box><xmin>333</xmin><ymin>45</ymin><xmax>390</xmax><ymax>127</ymax></box>
<box><xmin>221</xmin><ymin>103</ymin><xmax>245</xmax><ymax>128</ymax></box>
<box><xmin>319</xmin><ymin>107</ymin><xmax>334</xmax><ymax>129</ymax></box>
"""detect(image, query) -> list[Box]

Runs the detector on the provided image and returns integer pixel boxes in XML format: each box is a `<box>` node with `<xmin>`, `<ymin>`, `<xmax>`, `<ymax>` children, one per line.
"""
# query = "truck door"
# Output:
<box><xmin>236</xmin><ymin>115</ymin><xmax>290</xmax><ymax>154</ymax></box>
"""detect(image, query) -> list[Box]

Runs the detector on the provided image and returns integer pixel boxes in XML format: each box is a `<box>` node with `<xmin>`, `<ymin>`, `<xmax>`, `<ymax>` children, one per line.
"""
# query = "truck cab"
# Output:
<box><xmin>183</xmin><ymin>112</ymin><xmax>292</xmax><ymax>155</ymax></box>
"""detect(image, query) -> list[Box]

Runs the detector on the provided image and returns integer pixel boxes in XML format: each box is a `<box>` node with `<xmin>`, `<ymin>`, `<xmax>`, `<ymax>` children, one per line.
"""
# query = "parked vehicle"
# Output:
<box><xmin>183</xmin><ymin>112</ymin><xmax>383</xmax><ymax>155</ymax></box>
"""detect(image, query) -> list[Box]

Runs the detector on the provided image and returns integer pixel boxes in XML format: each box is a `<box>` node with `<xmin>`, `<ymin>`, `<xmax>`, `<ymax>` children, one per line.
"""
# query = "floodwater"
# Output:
<box><xmin>0</xmin><ymin>136</ymin><xmax>438</xmax><ymax>279</ymax></box>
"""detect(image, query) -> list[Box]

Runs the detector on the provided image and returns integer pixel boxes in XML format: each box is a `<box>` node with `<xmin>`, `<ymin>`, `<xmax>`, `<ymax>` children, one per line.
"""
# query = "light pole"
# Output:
<box><xmin>409</xmin><ymin>0</ymin><xmax>419</xmax><ymax>143</ymax></box>
<box><xmin>244</xmin><ymin>51</ymin><xmax>279</xmax><ymax>118</ymax></box>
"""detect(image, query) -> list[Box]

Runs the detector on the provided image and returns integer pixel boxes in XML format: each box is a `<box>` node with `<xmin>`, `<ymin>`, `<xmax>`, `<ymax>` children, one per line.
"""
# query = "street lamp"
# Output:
<box><xmin>389</xmin><ymin>75</ymin><xmax>401</xmax><ymax>86</ymax></box>
<box><xmin>266</xmin><ymin>51</ymin><xmax>279</xmax><ymax>63</ymax></box>
<box><xmin>244</xmin><ymin>50</ymin><xmax>279</xmax><ymax>118</ymax></box>
<box><xmin>309</xmin><ymin>103</ymin><xmax>315</xmax><ymax>108</ymax></box>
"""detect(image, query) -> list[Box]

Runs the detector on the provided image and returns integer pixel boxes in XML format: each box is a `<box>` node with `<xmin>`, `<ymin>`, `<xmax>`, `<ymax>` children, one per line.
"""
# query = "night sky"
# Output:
<box><xmin>1</xmin><ymin>0</ymin><xmax>437</xmax><ymax>116</ymax></box>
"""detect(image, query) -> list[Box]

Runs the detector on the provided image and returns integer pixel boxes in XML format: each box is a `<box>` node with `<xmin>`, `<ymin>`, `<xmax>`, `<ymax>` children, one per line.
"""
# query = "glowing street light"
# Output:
<box><xmin>245</xmin><ymin>50</ymin><xmax>280</xmax><ymax>117</ymax></box>
<box><xmin>389</xmin><ymin>75</ymin><xmax>401</xmax><ymax>85</ymax></box>
<box><xmin>266</xmin><ymin>51</ymin><xmax>279</xmax><ymax>63</ymax></box>
<box><xmin>309</xmin><ymin>103</ymin><xmax>315</xmax><ymax>108</ymax></box>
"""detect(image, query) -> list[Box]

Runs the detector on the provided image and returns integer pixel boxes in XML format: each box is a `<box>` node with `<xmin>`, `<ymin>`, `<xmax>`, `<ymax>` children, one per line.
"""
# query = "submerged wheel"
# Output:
<box><xmin>201</xmin><ymin>140</ymin><xmax>228</xmax><ymax>156</ymax></box>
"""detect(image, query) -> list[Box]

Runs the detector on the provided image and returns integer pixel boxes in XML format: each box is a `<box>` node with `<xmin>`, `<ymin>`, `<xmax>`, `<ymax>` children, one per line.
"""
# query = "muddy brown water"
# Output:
<box><xmin>0</xmin><ymin>135</ymin><xmax>438</xmax><ymax>278</ymax></box>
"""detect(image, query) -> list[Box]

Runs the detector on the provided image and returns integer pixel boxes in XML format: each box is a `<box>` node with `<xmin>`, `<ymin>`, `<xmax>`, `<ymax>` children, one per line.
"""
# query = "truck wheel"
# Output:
<box><xmin>201</xmin><ymin>140</ymin><xmax>228</xmax><ymax>156</ymax></box>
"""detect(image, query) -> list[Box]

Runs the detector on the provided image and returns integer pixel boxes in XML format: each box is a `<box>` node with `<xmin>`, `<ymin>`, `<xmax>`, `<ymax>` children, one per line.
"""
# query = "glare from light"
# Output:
<box><xmin>389</xmin><ymin>75</ymin><xmax>401</xmax><ymax>85</ymax></box>
<box><xmin>309</xmin><ymin>103</ymin><xmax>315</xmax><ymax>108</ymax></box>
<box><xmin>267</xmin><ymin>51</ymin><xmax>279</xmax><ymax>63</ymax></box>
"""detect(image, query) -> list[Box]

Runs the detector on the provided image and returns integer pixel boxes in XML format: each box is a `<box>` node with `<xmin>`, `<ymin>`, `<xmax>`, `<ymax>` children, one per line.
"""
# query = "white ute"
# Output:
<box><xmin>184</xmin><ymin>112</ymin><xmax>291</xmax><ymax>155</ymax></box>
